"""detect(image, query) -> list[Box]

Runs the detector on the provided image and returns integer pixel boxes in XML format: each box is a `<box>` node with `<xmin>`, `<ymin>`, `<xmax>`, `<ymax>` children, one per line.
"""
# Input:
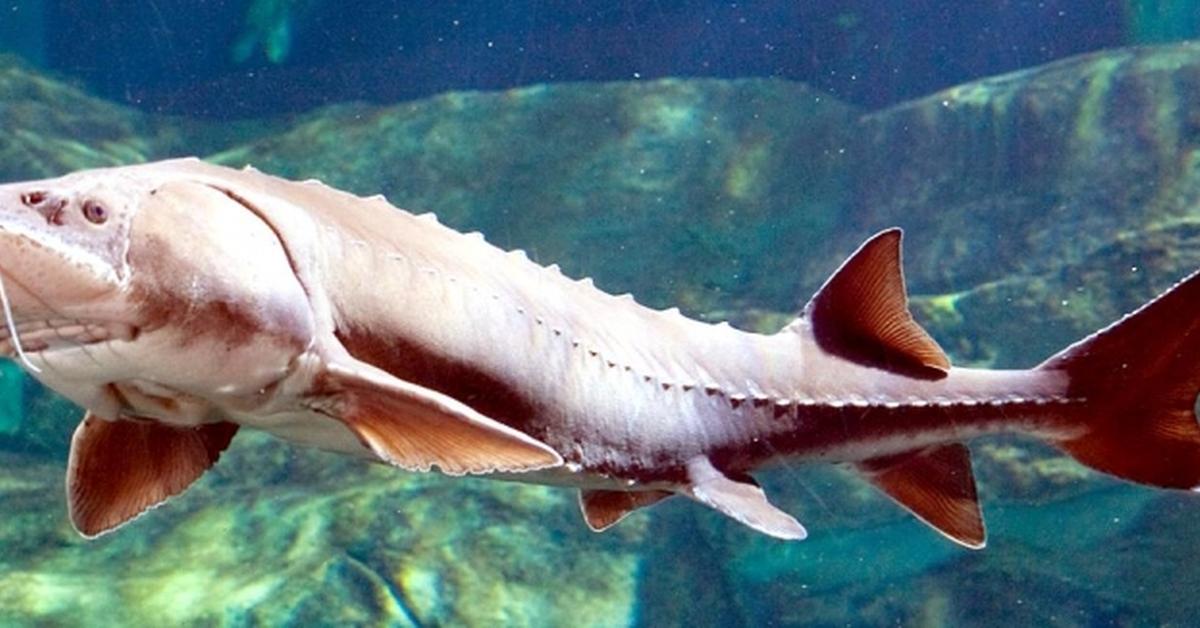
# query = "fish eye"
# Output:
<box><xmin>82</xmin><ymin>201</ymin><xmax>109</xmax><ymax>225</ymax></box>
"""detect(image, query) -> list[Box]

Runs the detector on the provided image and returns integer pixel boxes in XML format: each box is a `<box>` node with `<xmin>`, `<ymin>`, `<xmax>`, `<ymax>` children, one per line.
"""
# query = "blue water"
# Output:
<box><xmin>2</xmin><ymin>1</ymin><xmax>1200</xmax><ymax>626</ymax></box>
<box><xmin>8</xmin><ymin>1</ymin><xmax>1137</xmax><ymax>117</ymax></box>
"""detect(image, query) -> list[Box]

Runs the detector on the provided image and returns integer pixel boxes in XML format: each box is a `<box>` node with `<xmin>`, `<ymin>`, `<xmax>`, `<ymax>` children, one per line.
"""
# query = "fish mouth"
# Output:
<box><xmin>0</xmin><ymin>318</ymin><xmax>139</xmax><ymax>356</ymax></box>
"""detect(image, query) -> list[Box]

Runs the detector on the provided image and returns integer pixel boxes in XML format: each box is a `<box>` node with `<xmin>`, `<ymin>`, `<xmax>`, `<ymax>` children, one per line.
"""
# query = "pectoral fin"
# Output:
<box><xmin>67</xmin><ymin>413</ymin><xmax>238</xmax><ymax>538</ymax></box>
<box><xmin>683</xmin><ymin>457</ymin><xmax>807</xmax><ymax>540</ymax></box>
<box><xmin>855</xmin><ymin>442</ymin><xmax>986</xmax><ymax>549</ymax></box>
<box><xmin>309</xmin><ymin>360</ymin><xmax>562</xmax><ymax>475</ymax></box>
<box><xmin>579</xmin><ymin>489</ymin><xmax>673</xmax><ymax>532</ymax></box>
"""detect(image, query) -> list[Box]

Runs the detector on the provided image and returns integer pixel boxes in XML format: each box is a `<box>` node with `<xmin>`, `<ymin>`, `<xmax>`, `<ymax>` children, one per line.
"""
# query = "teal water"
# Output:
<box><xmin>2</xmin><ymin>2</ymin><xmax>1200</xmax><ymax>626</ymax></box>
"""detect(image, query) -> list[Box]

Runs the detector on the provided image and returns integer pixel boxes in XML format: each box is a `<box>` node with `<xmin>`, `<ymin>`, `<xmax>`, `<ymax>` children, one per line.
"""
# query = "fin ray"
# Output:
<box><xmin>67</xmin><ymin>413</ymin><xmax>238</xmax><ymax>538</ymax></box>
<box><xmin>856</xmin><ymin>443</ymin><xmax>986</xmax><ymax>549</ymax></box>
<box><xmin>310</xmin><ymin>360</ymin><xmax>563</xmax><ymax>475</ymax></box>
<box><xmin>798</xmin><ymin>228</ymin><xmax>949</xmax><ymax>379</ymax></box>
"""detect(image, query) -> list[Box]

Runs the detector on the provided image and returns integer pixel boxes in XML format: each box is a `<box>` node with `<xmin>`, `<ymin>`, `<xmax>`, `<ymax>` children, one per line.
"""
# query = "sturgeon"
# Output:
<box><xmin>0</xmin><ymin>158</ymin><xmax>1198</xmax><ymax>547</ymax></box>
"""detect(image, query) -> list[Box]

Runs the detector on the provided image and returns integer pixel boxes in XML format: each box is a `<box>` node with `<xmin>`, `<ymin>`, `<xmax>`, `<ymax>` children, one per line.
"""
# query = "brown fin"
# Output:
<box><xmin>798</xmin><ymin>228</ymin><xmax>950</xmax><ymax>379</ymax></box>
<box><xmin>579</xmin><ymin>489</ymin><xmax>672</xmax><ymax>532</ymax></box>
<box><xmin>1039</xmin><ymin>269</ymin><xmax>1200</xmax><ymax>488</ymax></box>
<box><xmin>683</xmin><ymin>457</ymin><xmax>807</xmax><ymax>540</ymax></box>
<box><xmin>67</xmin><ymin>413</ymin><xmax>238</xmax><ymax>538</ymax></box>
<box><xmin>856</xmin><ymin>443</ymin><xmax>985</xmax><ymax>549</ymax></box>
<box><xmin>310</xmin><ymin>360</ymin><xmax>562</xmax><ymax>475</ymax></box>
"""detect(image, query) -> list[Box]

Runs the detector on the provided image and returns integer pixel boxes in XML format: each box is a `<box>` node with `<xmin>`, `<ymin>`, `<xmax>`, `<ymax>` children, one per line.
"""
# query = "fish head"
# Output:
<box><xmin>0</xmin><ymin>161</ymin><xmax>315</xmax><ymax>413</ymax></box>
<box><xmin>0</xmin><ymin>167</ymin><xmax>141</xmax><ymax>327</ymax></box>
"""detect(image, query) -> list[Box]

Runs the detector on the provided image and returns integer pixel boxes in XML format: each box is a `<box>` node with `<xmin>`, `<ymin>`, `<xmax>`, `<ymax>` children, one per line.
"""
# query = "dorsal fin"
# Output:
<box><xmin>799</xmin><ymin>228</ymin><xmax>949</xmax><ymax>379</ymax></box>
<box><xmin>855</xmin><ymin>443</ymin><xmax>985</xmax><ymax>549</ymax></box>
<box><xmin>67</xmin><ymin>413</ymin><xmax>239</xmax><ymax>538</ymax></box>
<box><xmin>579</xmin><ymin>489</ymin><xmax>673</xmax><ymax>531</ymax></box>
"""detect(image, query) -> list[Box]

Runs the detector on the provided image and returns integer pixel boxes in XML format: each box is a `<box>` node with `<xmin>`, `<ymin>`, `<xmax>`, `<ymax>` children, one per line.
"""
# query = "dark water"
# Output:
<box><xmin>5</xmin><ymin>0</ymin><xmax>1145</xmax><ymax>117</ymax></box>
<box><xmin>1</xmin><ymin>1</ymin><xmax>1200</xmax><ymax>626</ymax></box>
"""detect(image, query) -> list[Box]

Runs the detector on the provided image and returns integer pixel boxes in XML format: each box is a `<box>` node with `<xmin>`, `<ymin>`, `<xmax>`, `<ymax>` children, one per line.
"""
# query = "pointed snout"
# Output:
<box><xmin>0</xmin><ymin>172</ymin><xmax>132</xmax><ymax>319</ymax></box>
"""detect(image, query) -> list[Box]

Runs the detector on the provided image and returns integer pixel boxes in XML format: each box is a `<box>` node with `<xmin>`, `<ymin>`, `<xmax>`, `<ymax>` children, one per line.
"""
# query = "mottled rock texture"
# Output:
<box><xmin>210</xmin><ymin>78</ymin><xmax>859</xmax><ymax>315</ymax></box>
<box><xmin>841</xmin><ymin>42</ymin><xmax>1200</xmax><ymax>298</ymax></box>
<box><xmin>0</xmin><ymin>54</ymin><xmax>275</xmax><ymax>182</ymax></box>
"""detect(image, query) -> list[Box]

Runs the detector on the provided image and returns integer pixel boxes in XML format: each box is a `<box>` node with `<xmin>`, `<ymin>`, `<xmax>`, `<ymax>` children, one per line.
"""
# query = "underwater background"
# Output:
<box><xmin>2</xmin><ymin>0</ymin><xmax>1200</xmax><ymax>625</ymax></box>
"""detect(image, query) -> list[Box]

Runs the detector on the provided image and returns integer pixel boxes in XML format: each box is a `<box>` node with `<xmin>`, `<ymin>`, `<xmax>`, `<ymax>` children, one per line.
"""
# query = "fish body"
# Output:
<box><xmin>1</xmin><ymin>158</ymin><xmax>1197</xmax><ymax>547</ymax></box>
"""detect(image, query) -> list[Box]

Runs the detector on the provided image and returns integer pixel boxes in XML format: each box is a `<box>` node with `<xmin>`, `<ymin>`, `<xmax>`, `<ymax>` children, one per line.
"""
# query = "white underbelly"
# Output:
<box><xmin>232</xmin><ymin>408</ymin><xmax>374</xmax><ymax>459</ymax></box>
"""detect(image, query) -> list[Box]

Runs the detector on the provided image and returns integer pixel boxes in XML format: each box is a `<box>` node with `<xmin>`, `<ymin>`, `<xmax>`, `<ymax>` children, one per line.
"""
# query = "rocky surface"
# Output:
<box><xmin>0</xmin><ymin>54</ymin><xmax>275</xmax><ymax>182</ymax></box>
<box><xmin>0</xmin><ymin>54</ymin><xmax>159</xmax><ymax>180</ymax></box>
<box><xmin>909</xmin><ymin>218</ymin><xmax>1200</xmax><ymax>368</ymax></box>
<box><xmin>837</xmin><ymin>42</ymin><xmax>1200</xmax><ymax>298</ymax></box>
<box><xmin>1</xmin><ymin>41</ymin><xmax>1200</xmax><ymax>626</ymax></box>
<box><xmin>209</xmin><ymin>78</ymin><xmax>859</xmax><ymax>315</ymax></box>
<box><xmin>0</xmin><ymin>437</ymin><xmax>645</xmax><ymax>626</ymax></box>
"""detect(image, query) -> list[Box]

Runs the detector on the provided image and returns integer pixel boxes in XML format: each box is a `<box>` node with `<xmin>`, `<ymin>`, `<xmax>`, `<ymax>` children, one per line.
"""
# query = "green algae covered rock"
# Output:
<box><xmin>908</xmin><ymin>217</ymin><xmax>1200</xmax><ymax>369</ymax></box>
<box><xmin>0</xmin><ymin>54</ymin><xmax>274</xmax><ymax>182</ymax></box>
<box><xmin>839</xmin><ymin>42</ymin><xmax>1200</xmax><ymax>296</ymax></box>
<box><xmin>0</xmin><ymin>435</ymin><xmax>644</xmax><ymax>626</ymax></box>
<box><xmin>0</xmin><ymin>56</ymin><xmax>155</xmax><ymax>179</ymax></box>
<box><xmin>0</xmin><ymin>54</ymin><xmax>171</xmax><ymax>180</ymax></box>
<box><xmin>210</xmin><ymin>78</ymin><xmax>859</xmax><ymax>315</ymax></box>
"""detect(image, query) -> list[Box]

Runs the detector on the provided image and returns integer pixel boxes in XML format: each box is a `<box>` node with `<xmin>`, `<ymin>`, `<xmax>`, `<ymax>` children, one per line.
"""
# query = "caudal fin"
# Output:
<box><xmin>1038</xmin><ymin>269</ymin><xmax>1200</xmax><ymax>489</ymax></box>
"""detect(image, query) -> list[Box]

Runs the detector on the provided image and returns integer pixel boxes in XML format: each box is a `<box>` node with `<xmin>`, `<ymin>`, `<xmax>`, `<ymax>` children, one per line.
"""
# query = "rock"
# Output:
<box><xmin>839</xmin><ymin>42</ymin><xmax>1200</xmax><ymax>295</ymax></box>
<box><xmin>0</xmin><ymin>54</ymin><xmax>276</xmax><ymax>181</ymax></box>
<box><xmin>209</xmin><ymin>78</ymin><xmax>860</xmax><ymax>315</ymax></box>
<box><xmin>909</xmin><ymin>219</ymin><xmax>1200</xmax><ymax>369</ymax></box>
<box><xmin>0</xmin><ymin>435</ymin><xmax>644</xmax><ymax>625</ymax></box>
<box><xmin>0</xmin><ymin>55</ymin><xmax>155</xmax><ymax>180</ymax></box>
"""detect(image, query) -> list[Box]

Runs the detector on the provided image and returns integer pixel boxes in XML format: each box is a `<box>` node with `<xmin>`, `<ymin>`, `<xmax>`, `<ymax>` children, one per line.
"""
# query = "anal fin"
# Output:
<box><xmin>683</xmin><ymin>457</ymin><xmax>807</xmax><ymax>540</ymax></box>
<box><xmin>579</xmin><ymin>489</ymin><xmax>672</xmax><ymax>532</ymax></box>
<box><xmin>67</xmin><ymin>412</ymin><xmax>238</xmax><ymax>538</ymax></box>
<box><xmin>309</xmin><ymin>360</ymin><xmax>563</xmax><ymax>476</ymax></box>
<box><xmin>855</xmin><ymin>442</ymin><xmax>986</xmax><ymax>549</ymax></box>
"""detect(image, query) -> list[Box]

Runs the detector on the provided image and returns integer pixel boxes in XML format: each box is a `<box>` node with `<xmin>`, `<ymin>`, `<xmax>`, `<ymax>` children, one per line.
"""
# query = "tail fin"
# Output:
<box><xmin>1038</xmin><ymin>269</ymin><xmax>1200</xmax><ymax>489</ymax></box>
